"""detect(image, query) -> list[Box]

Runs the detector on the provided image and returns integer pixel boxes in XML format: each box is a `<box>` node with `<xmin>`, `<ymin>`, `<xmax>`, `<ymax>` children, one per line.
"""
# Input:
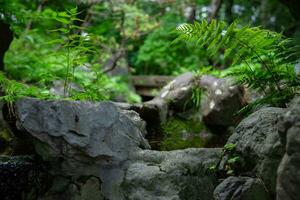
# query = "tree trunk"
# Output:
<box><xmin>225</xmin><ymin>0</ymin><xmax>234</xmax><ymax>24</ymax></box>
<box><xmin>187</xmin><ymin>2</ymin><xmax>197</xmax><ymax>22</ymax></box>
<box><xmin>208</xmin><ymin>0</ymin><xmax>223</xmax><ymax>22</ymax></box>
<box><xmin>0</xmin><ymin>21</ymin><xmax>13</xmax><ymax>71</ymax></box>
<box><xmin>260</xmin><ymin>0</ymin><xmax>269</xmax><ymax>27</ymax></box>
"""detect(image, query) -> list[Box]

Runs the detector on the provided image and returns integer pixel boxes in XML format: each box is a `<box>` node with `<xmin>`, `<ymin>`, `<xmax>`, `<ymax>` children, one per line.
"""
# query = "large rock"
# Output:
<box><xmin>122</xmin><ymin>148</ymin><xmax>221</xmax><ymax>200</ymax></box>
<box><xmin>115</xmin><ymin>98</ymin><xmax>168</xmax><ymax>149</ymax></box>
<box><xmin>213</xmin><ymin>176</ymin><xmax>270</xmax><ymax>200</ymax></box>
<box><xmin>146</xmin><ymin>73</ymin><xmax>246</xmax><ymax>128</ymax></box>
<box><xmin>224</xmin><ymin>107</ymin><xmax>285</xmax><ymax>197</ymax></box>
<box><xmin>13</xmin><ymin>97</ymin><xmax>150</xmax><ymax>200</ymax></box>
<box><xmin>157</xmin><ymin>72</ymin><xmax>195</xmax><ymax>111</ymax></box>
<box><xmin>199</xmin><ymin>75</ymin><xmax>246</xmax><ymax>127</ymax></box>
<box><xmin>277</xmin><ymin>97</ymin><xmax>300</xmax><ymax>200</ymax></box>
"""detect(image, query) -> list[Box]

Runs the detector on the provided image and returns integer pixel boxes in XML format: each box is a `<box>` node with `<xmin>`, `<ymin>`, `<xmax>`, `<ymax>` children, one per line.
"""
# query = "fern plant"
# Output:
<box><xmin>0</xmin><ymin>72</ymin><xmax>54</xmax><ymax>117</ymax></box>
<box><xmin>48</xmin><ymin>7</ymin><xmax>95</xmax><ymax>97</ymax></box>
<box><xmin>175</xmin><ymin>20</ymin><xmax>300</xmax><ymax>110</ymax></box>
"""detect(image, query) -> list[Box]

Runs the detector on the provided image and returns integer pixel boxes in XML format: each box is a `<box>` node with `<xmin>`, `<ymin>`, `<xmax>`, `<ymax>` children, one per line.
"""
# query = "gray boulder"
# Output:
<box><xmin>225</xmin><ymin>107</ymin><xmax>285</xmax><ymax>196</ymax></box>
<box><xmin>157</xmin><ymin>72</ymin><xmax>195</xmax><ymax>111</ymax></box>
<box><xmin>213</xmin><ymin>176</ymin><xmax>270</xmax><ymax>200</ymax></box>
<box><xmin>277</xmin><ymin>97</ymin><xmax>300</xmax><ymax>200</ymax></box>
<box><xmin>148</xmin><ymin>73</ymin><xmax>246</xmax><ymax>128</ymax></box>
<box><xmin>14</xmin><ymin>97</ymin><xmax>150</xmax><ymax>200</ymax></box>
<box><xmin>122</xmin><ymin>148</ymin><xmax>221</xmax><ymax>200</ymax></box>
<box><xmin>115</xmin><ymin>98</ymin><xmax>168</xmax><ymax>149</ymax></box>
<box><xmin>200</xmin><ymin>75</ymin><xmax>246</xmax><ymax>127</ymax></box>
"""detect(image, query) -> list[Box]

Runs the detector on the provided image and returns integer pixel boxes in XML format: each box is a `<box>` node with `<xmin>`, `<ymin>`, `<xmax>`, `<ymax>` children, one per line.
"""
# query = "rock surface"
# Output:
<box><xmin>122</xmin><ymin>148</ymin><xmax>222</xmax><ymax>200</ymax></box>
<box><xmin>213</xmin><ymin>176</ymin><xmax>270</xmax><ymax>200</ymax></box>
<box><xmin>224</xmin><ymin>107</ymin><xmax>285</xmax><ymax>196</ymax></box>
<box><xmin>11</xmin><ymin>98</ymin><xmax>224</xmax><ymax>199</ymax></box>
<box><xmin>41</xmin><ymin>176</ymin><xmax>104</xmax><ymax>200</ymax></box>
<box><xmin>115</xmin><ymin>98</ymin><xmax>168</xmax><ymax>149</ymax></box>
<box><xmin>9</xmin><ymin>95</ymin><xmax>295</xmax><ymax>200</ymax></box>
<box><xmin>199</xmin><ymin>75</ymin><xmax>246</xmax><ymax>127</ymax></box>
<box><xmin>157</xmin><ymin>72</ymin><xmax>195</xmax><ymax>111</ymax></box>
<box><xmin>14</xmin><ymin>97</ymin><xmax>150</xmax><ymax>200</ymax></box>
<box><xmin>277</xmin><ymin>97</ymin><xmax>300</xmax><ymax>200</ymax></box>
<box><xmin>128</xmin><ymin>73</ymin><xmax>246</xmax><ymax>137</ymax></box>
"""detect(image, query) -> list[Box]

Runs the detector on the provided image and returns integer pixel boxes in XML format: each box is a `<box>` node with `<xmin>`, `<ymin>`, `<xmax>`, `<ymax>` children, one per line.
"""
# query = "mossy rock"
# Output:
<box><xmin>0</xmin><ymin>128</ymin><xmax>12</xmax><ymax>155</ymax></box>
<box><xmin>160</xmin><ymin>117</ymin><xmax>206</xmax><ymax>150</ymax></box>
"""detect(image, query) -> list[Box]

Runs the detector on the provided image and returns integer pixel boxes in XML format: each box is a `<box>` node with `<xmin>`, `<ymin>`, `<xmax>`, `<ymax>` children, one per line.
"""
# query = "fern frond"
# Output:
<box><xmin>176</xmin><ymin>19</ymin><xmax>300</xmax><ymax>109</ymax></box>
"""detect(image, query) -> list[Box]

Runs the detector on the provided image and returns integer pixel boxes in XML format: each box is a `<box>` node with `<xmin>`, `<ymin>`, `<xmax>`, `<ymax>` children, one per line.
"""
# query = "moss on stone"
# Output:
<box><xmin>160</xmin><ymin>118</ymin><xmax>205</xmax><ymax>150</ymax></box>
<box><xmin>0</xmin><ymin>128</ymin><xmax>12</xmax><ymax>154</ymax></box>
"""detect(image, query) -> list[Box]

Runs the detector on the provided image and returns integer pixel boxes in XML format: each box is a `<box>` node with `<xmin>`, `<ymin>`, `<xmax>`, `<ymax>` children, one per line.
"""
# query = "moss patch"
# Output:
<box><xmin>0</xmin><ymin>128</ymin><xmax>12</xmax><ymax>155</ymax></box>
<box><xmin>160</xmin><ymin>118</ymin><xmax>205</xmax><ymax>150</ymax></box>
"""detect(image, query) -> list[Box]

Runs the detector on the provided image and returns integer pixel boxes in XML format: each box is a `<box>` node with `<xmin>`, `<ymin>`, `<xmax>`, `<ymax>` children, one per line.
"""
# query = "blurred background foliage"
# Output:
<box><xmin>0</xmin><ymin>0</ymin><xmax>299</xmax><ymax>102</ymax></box>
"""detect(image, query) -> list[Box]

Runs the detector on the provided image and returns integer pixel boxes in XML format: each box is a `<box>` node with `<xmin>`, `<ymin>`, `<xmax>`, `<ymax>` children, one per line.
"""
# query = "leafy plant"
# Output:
<box><xmin>134</xmin><ymin>14</ymin><xmax>210</xmax><ymax>75</ymax></box>
<box><xmin>209</xmin><ymin>143</ymin><xmax>242</xmax><ymax>176</ymax></box>
<box><xmin>222</xmin><ymin>143</ymin><xmax>241</xmax><ymax>175</ymax></box>
<box><xmin>224</xmin><ymin>143</ymin><xmax>236</xmax><ymax>152</ymax></box>
<box><xmin>0</xmin><ymin>0</ymin><xmax>30</xmax><ymax>34</ymax></box>
<box><xmin>4</xmin><ymin>5</ymin><xmax>142</xmax><ymax>103</ymax></box>
<box><xmin>0</xmin><ymin>72</ymin><xmax>54</xmax><ymax>118</ymax></box>
<box><xmin>175</xmin><ymin>20</ymin><xmax>300</xmax><ymax>109</ymax></box>
<box><xmin>48</xmin><ymin>7</ymin><xmax>94</xmax><ymax>96</ymax></box>
<box><xmin>191</xmin><ymin>87</ymin><xmax>202</xmax><ymax>109</ymax></box>
<box><xmin>190</xmin><ymin>66</ymin><xmax>222</xmax><ymax>109</ymax></box>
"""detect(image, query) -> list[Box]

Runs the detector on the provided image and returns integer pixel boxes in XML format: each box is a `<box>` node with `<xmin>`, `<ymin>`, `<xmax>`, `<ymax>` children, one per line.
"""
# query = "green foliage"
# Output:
<box><xmin>2</xmin><ymin>1</ymin><xmax>300</xmax><ymax>106</ymax></box>
<box><xmin>176</xmin><ymin>20</ymin><xmax>300</xmax><ymax>108</ymax></box>
<box><xmin>0</xmin><ymin>72</ymin><xmax>53</xmax><ymax>103</ymax></box>
<box><xmin>160</xmin><ymin>118</ymin><xmax>205</xmax><ymax>150</ymax></box>
<box><xmin>191</xmin><ymin>66</ymin><xmax>223</xmax><ymax>109</ymax></box>
<box><xmin>134</xmin><ymin>14</ymin><xmax>210</xmax><ymax>75</ymax></box>
<box><xmin>48</xmin><ymin>7</ymin><xmax>94</xmax><ymax>96</ymax></box>
<box><xmin>209</xmin><ymin>143</ymin><xmax>242</xmax><ymax>176</ymax></box>
<box><xmin>0</xmin><ymin>0</ymin><xmax>30</xmax><ymax>34</ymax></box>
<box><xmin>191</xmin><ymin>87</ymin><xmax>201</xmax><ymax>109</ymax></box>
<box><xmin>222</xmin><ymin>143</ymin><xmax>241</xmax><ymax>176</ymax></box>
<box><xmin>5</xmin><ymin>30</ymin><xmax>64</xmax><ymax>83</ymax></box>
<box><xmin>223</xmin><ymin>143</ymin><xmax>236</xmax><ymax>152</ymax></box>
<box><xmin>4</xmin><ymin>6</ymin><xmax>141</xmax><ymax>103</ymax></box>
<box><xmin>226</xmin><ymin>156</ymin><xmax>240</xmax><ymax>175</ymax></box>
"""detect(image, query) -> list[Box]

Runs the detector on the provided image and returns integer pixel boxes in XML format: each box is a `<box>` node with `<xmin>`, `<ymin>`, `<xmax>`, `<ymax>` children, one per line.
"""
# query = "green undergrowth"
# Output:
<box><xmin>2</xmin><ymin>7</ymin><xmax>141</xmax><ymax>104</ymax></box>
<box><xmin>0</xmin><ymin>72</ymin><xmax>55</xmax><ymax>103</ymax></box>
<box><xmin>160</xmin><ymin>117</ymin><xmax>205</xmax><ymax>151</ymax></box>
<box><xmin>0</xmin><ymin>71</ymin><xmax>141</xmax><ymax>104</ymax></box>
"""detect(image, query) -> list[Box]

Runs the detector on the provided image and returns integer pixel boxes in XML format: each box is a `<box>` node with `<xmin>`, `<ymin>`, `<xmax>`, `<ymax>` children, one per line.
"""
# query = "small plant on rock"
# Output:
<box><xmin>223</xmin><ymin>143</ymin><xmax>241</xmax><ymax>176</ymax></box>
<box><xmin>209</xmin><ymin>143</ymin><xmax>242</xmax><ymax>176</ymax></box>
<box><xmin>48</xmin><ymin>7</ymin><xmax>95</xmax><ymax>97</ymax></box>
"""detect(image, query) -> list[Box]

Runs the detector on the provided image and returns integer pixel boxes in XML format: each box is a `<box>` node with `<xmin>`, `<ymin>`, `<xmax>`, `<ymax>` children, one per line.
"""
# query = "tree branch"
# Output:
<box><xmin>101</xmin><ymin>10</ymin><xmax>127</xmax><ymax>74</ymax></box>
